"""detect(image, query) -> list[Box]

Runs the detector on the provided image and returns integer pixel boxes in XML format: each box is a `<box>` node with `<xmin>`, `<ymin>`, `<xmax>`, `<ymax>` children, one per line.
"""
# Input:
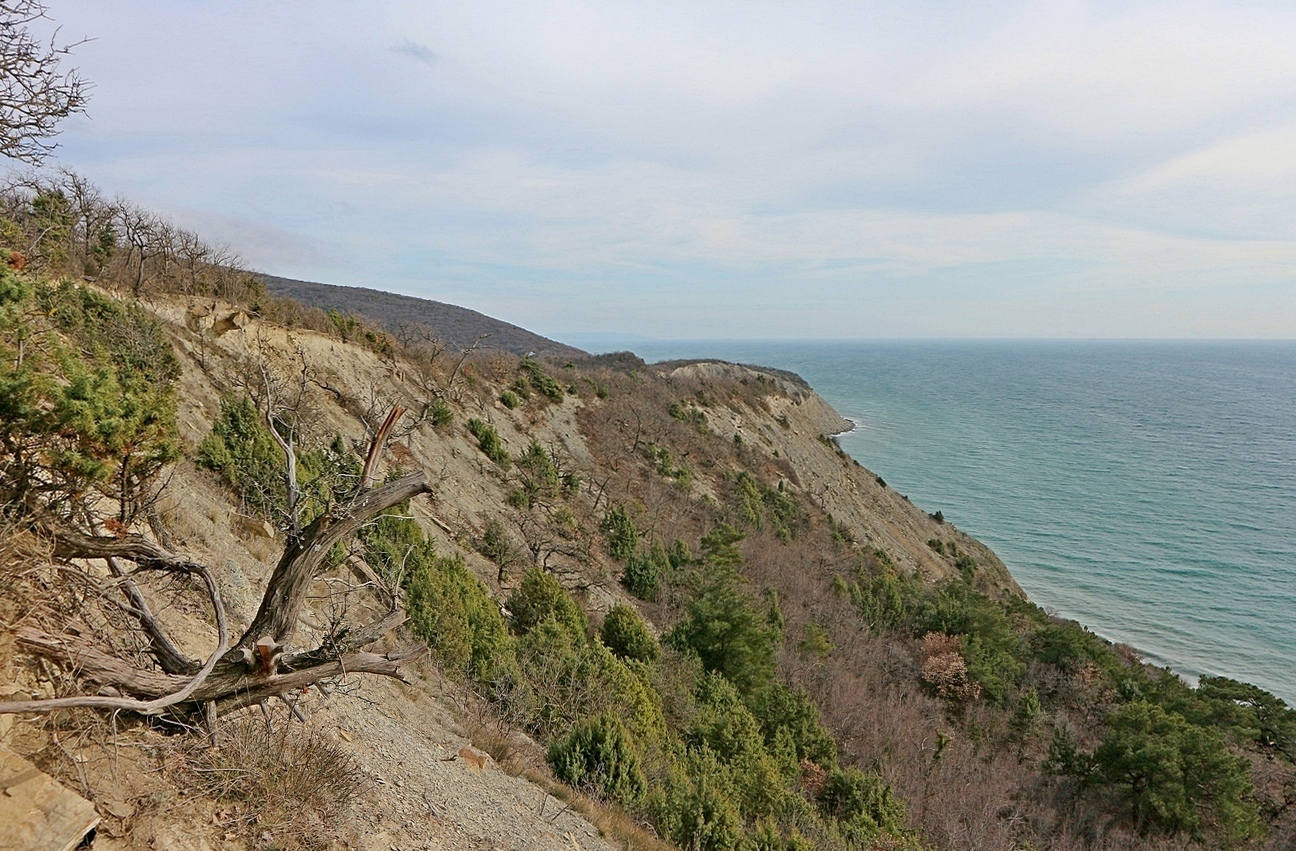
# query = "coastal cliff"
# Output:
<box><xmin>2</xmin><ymin>282</ymin><xmax>1292</xmax><ymax>851</ymax></box>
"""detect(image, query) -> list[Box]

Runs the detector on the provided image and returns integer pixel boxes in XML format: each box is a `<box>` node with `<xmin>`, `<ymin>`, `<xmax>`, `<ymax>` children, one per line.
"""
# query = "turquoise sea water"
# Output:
<box><xmin>624</xmin><ymin>340</ymin><xmax>1296</xmax><ymax>705</ymax></box>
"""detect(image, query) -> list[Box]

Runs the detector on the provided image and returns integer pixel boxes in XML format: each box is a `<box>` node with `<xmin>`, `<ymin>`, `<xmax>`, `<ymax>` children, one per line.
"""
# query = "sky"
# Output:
<box><xmin>28</xmin><ymin>0</ymin><xmax>1296</xmax><ymax>340</ymax></box>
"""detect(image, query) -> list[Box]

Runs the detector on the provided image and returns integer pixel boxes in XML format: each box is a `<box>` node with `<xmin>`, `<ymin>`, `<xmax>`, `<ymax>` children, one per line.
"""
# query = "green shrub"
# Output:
<box><xmin>325</xmin><ymin>309</ymin><xmax>363</xmax><ymax>342</ymax></box>
<box><xmin>381</xmin><ymin>518</ymin><xmax>515</xmax><ymax>686</ymax></box>
<box><xmin>685</xmin><ymin>673</ymin><xmax>764</xmax><ymax>763</ymax></box>
<box><xmin>466</xmin><ymin>418</ymin><xmax>509</xmax><ymax>465</ymax></box>
<box><xmin>667</xmin><ymin>566</ymin><xmax>779</xmax><ymax>694</ymax></box>
<box><xmin>1032</xmin><ymin>620</ymin><xmax>1107</xmax><ymax>671</ymax></box>
<box><xmin>499</xmin><ymin>389</ymin><xmax>519</xmax><ymax>409</ymax></box>
<box><xmin>733</xmin><ymin>472</ymin><xmax>803</xmax><ymax>541</ymax></box>
<box><xmin>646</xmin><ymin>442</ymin><xmax>693</xmax><ymax>488</ymax></box>
<box><xmin>1043</xmin><ymin>725</ymin><xmax>1095</xmax><ymax>780</ymax></box>
<box><xmin>519</xmin><ymin>357</ymin><xmax>564</xmax><ymax>402</ymax></box>
<box><xmin>197</xmin><ymin>401</ymin><xmax>359</xmax><ymax>526</ymax></box>
<box><xmin>1094</xmin><ymin>701</ymin><xmax>1261</xmax><ymax>842</ymax></box>
<box><xmin>514</xmin><ymin>440</ymin><xmax>558</xmax><ymax>507</ymax></box>
<box><xmin>730</xmin><ymin>750</ymin><xmax>794</xmax><ymax>823</ymax></box>
<box><xmin>427</xmin><ymin>398</ymin><xmax>453</xmax><ymax>428</ymax></box>
<box><xmin>622</xmin><ymin>551</ymin><xmax>660</xmax><ymax>601</ymax></box>
<box><xmin>1194</xmin><ymin>676</ymin><xmax>1296</xmax><ymax>759</ymax></box>
<box><xmin>699</xmin><ymin>524</ymin><xmax>744</xmax><ymax>569</ymax></box>
<box><xmin>1012</xmin><ymin>686</ymin><xmax>1044</xmax><ymax>734</ymax></box>
<box><xmin>668</xmin><ymin>401</ymin><xmax>708</xmax><ymax>432</ymax></box>
<box><xmin>841</xmin><ymin>567</ymin><xmax>919</xmax><ymax>633</ymax></box>
<box><xmin>798</xmin><ymin>623</ymin><xmax>833</xmax><ymax>660</ymax></box>
<box><xmin>39</xmin><ymin>280</ymin><xmax>180</xmax><ymax>383</ymax></box>
<box><xmin>817</xmin><ymin>766</ymin><xmax>910</xmax><ymax>843</ymax></box>
<box><xmin>514</xmin><ymin>617</ymin><xmax>603</xmax><ymax>736</ymax></box>
<box><xmin>751</xmin><ymin>682</ymin><xmax>837</xmax><ymax>768</ymax></box>
<box><xmin>477</xmin><ymin>518</ymin><xmax>513</xmax><ymax>574</ymax></box>
<box><xmin>359</xmin><ymin>509</ymin><xmax>425</xmax><ymax>585</ymax></box>
<box><xmin>547</xmin><ymin>711</ymin><xmax>646</xmax><ymax>803</ymax></box>
<box><xmin>0</xmin><ymin>279</ymin><xmax>181</xmax><ymax>524</ymax></box>
<box><xmin>601</xmin><ymin>504</ymin><xmax>638</xmax><ymax>562</ymax></box>
<box><xmin>601</xmin><ymin>604</ymin><xmax>659</xmax><ymax>662</ymax></box>
<box><xmin>649</xmin><ymin>752</ymin><xmax>743</xmax><ymax>851</ymax></box>
<box><xmin>915</xmin><ymin>580</ymin><xmax>1025</xmax><ymax>704</ymax></box>
<box><xmin>197</xmin><ymin>396</ymin><xmax>287</xmax><ymax>518</ymax></box>
<box><xmin>295</xmin><ymin>435</ymin><xmax>363</xmax><ymax>520</ymax></box>
<box><xmin>507</xmin><ymin>569</ymin><xmax>587</xmax><ymax>638</ymax></box>
<box><xmin>665</xmin><ymin>538</ymin><xmax>694</xmax><ymax>569</ymax></box>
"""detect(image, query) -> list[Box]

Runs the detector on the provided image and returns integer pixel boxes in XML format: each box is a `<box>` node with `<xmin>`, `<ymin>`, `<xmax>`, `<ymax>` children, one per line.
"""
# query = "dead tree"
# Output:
<box><xmin>0</xmin><ymin>1</ymin><xmax>89</xmax><ymax>165</ymax></box>
<box><xmin>0</xmin><ymin>407</ymin><xmax>432</xmax><ymax>720</ymax></box>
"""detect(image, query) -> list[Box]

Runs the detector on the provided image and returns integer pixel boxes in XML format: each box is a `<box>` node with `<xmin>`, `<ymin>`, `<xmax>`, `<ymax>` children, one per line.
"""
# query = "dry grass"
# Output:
<box><xmin>183</xmin><ymin>713</ymin><xmax>363</xmax><ymax>850</ymax></box>
<box><xmin>463</xmin><ymin>705</ymin><xmax>531</xmax><ymax>774</ymax></box>
<box><xmin>0</xmin><ymin>524</ymin><xmax>52</xmax><ymax>632</ymax></box>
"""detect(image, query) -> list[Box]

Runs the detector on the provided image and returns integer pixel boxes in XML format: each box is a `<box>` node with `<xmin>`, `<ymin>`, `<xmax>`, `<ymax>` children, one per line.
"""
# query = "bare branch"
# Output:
<box><xmin>360</xmin><ymin>405</ymin><xmax>405</xmax><ymax>488</ymax></box>
<box><xmin>235</xmin><ymin>472</ymin><xmax>434</xmax><ymax>650</ymax></box>
<box><xmin>0</xmin><ymin>560</ymin><xmax>228</xmax><ymax>715</ymax></box>
<box><xmin>260</xmin><ymin>358</ymin><xmax>302</xmax><ymax>534</ymax></box>
<box><xmin>40</xmin><ymin>520</ymin><xmax>209</xmax><ymax>573</ymax></box>
<box><xmin>0</xmin><ymin>1</ymin><xmax>90</xmax><ymax>164</ymax></box>
<box><xmin>211</xmin><ymin>645</ymin><xmax>426</xmax><ymax>716</ymax></box>
<box><xmin>103</xmin><ymin>553</ymin><xmax>197</xmax><ymax>675</ymax></box>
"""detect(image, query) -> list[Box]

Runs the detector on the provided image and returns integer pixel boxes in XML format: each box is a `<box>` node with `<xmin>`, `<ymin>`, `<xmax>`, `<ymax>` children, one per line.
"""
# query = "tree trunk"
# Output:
<box><xmin>234</xmin><ymin>473</ymin><xmax>433</xmax><ymax>651</ymax></box>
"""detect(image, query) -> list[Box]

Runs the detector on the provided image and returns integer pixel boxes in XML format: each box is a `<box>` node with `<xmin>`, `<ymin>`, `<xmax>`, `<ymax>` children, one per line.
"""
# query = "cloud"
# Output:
<box><xmin>1085</xmin><ymin>125</ymin><xmax>1296</xmax><ymax>239</ymax></box>
<box><xmin>39</xmin><ymin>0</ymin><xmax>1296</xmax><ymax>338</ymax></box>
<box><xmin>392</xmin><ymin>39</ymin><xmax>438</xmax><ymax>66</ymax></box>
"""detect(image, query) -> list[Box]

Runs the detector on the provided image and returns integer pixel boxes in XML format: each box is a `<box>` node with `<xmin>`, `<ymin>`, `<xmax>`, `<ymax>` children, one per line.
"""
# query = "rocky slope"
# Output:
<box><xmin>4</xmin><ymin>287</ymin><xmax>991</xmax><ymax>849</ymax></box>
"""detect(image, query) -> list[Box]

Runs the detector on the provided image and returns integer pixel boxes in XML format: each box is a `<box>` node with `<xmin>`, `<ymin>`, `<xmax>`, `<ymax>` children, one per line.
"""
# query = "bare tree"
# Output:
<box><xmin>0</xmin><ymin>419</ymin><xmax>432</xmax><ymax>720</ymax></box>
<box><xmin>0</xmin><ymin>1</ymin><xmax>89</xmax><ymax>164</ymax></box>
<box><xmin>52</xmin><ymin>165</ymin><xmax>117</xmax><ymax>275</ymax></box>
<box><xmin>116</xmin><ymin>198</ymin><xmax>165</xmax><ymax>297</ymax></box>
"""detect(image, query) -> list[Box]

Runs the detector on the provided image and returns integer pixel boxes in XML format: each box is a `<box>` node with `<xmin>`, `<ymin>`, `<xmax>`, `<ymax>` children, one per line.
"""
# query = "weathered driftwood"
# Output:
<box><xmin>103</xmin><ymin>553</ymin><xmax>198</xmax><ymax>675</ymax></box>
<box><xmin>6</xmin><ymin>613</ymin><xmax>421</xmax><ymax>716</ymax></box>
<box><xmin>0</xmin><ymin>556</ymin><xmax>227</xmax><ymax>715</ymax></box>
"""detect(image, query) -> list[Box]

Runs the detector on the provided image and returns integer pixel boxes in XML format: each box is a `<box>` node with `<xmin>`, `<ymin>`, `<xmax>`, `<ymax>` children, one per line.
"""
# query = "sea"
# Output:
<box><xmin>618</xmin><ymin>339</ymin><xmax>1296</xmax><ymax>706</ymax></box>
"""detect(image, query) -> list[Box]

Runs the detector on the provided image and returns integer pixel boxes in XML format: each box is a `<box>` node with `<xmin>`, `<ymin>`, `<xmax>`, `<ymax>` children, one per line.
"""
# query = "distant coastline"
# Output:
<box><xmin>626</xmin><ymin>338</ymin><xmax>1296</xmax><ymax>705</ymax></box>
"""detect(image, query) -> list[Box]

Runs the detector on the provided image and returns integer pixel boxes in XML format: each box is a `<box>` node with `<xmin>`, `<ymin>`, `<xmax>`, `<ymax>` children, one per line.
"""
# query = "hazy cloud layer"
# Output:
<box><xmin>41</xmin><ymin>0</ymin><xmax>1296</xmax><ymax>338</ymax></box>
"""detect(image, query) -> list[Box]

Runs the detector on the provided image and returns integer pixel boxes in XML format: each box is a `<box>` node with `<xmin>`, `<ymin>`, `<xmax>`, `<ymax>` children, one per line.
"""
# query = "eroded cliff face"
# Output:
<box><xmin>3</xmin><ymin>291</ymin><xmax>1019</xmax><ymax>849</ymax></box>
<box><xmin>656</xmin><ymin>360</ymin><xmax>1019</xmax><ymax>594</ymax></box>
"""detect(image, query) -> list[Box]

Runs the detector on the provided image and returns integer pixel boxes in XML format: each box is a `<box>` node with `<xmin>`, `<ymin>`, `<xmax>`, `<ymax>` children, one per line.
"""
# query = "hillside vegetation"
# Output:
<box><xmin>1</xmin><ymin>173</ymin><xmax>1295</xmax><ymax>851</ymax></box>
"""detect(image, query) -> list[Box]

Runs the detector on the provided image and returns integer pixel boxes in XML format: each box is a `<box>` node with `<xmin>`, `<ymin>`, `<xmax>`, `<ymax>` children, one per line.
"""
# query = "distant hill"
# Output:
<box><xmin>258</xmin><ymin>275</ymin><xmax>586</xmax><ymax>360</ymax></box>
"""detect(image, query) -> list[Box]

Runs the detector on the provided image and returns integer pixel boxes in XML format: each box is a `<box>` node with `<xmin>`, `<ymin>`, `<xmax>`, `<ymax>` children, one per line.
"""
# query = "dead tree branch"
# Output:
<box><xmin>0</xmin><ymin>560</ymin><xmax>227</xmax><ymax>715</ymax></box>
<box><xmin>235</xmin><ymin>472</ymin><xmax>433</xmax><ymax>652</ymax></box>
<box><xmin>360</xmin><ymin>405</ymin><xmax>405</xmax><ymax>488</ymax></box>
<box><xmin>4</xmin><ymin>410</ymin><xmax>434</xmax><ymax>719</ymax></box>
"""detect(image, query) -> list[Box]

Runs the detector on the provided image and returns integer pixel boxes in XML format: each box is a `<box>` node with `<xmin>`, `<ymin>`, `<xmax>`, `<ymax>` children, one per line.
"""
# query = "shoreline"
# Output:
<box><xmin>829</xmin><ymin>411</ymin><xmax>1274</xmax><ymax>704</ymax></box>
<box><xmin>634</xmin><ymin>341</ymin><xmax>1296</xmax><ymax>708</ymax></box>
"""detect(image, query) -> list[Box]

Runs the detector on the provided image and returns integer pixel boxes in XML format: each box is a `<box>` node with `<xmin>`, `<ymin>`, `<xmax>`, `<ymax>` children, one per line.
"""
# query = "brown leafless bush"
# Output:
<box><xmin>183</xmin><ymin>712</ymin><xmax>363</xmax><ymax>850</ymax></box>
<box><xmin>918</xmin><ymin>632</ymin><xmax>982</xmax><ymax>704</ymax></box>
